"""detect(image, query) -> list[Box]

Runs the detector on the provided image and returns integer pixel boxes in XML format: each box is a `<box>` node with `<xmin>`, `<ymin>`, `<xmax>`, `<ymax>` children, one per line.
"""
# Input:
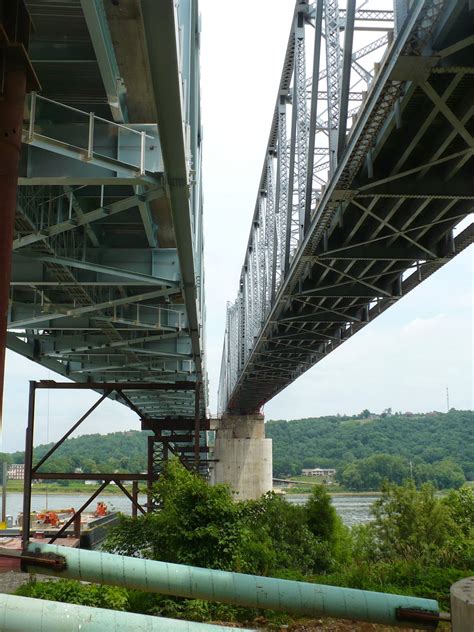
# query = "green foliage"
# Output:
<box><xmin>314</xmin><ymin>482</ymin><xmax>474</xmax><ymax>610</ymax></box>
<box><xmin>414</xmin><ymin>458</ymin><xmax>466</xmax><ymax>490</ymax></box>
<box><xmin>18</xmin><ymin>475</ymin><xmax>473</xmax><ymax>623</ymax></box>
<box><xmin>267</xmin><ymin>409</ymin><xmax>473</xmax><ymax>488</ymax></box>
<box><xmin>10</xmin><ymin>430</ymin><xmax>150</xmax><ymax>474</ymax></box>
<box><xmin>105</xmin><ymin>460</ymin><xmax>242</xmax><ymax>570</ymax></box>
<box><xmin>238</xmin><ymin>492</ymin><xmax>325</xmax><ymax>575</ymax></box>
<box><xmin>311</xmin><ymin>561</ymin><xmax>466</xmax><ymax>611</ymax></box>
<box><xmin>306</xmin><ymin>485</ymin><xmax>337</xmax><ymax>541</ymax></box>
<box><xmin>340</xmin><ymin>454</ymin><xmax>410</xmax><ymax>491</ymax></box>
<box><xmin>16</xmin><ymin>578</ymin><xmax>128</xmax><ymax>610</ymax></box>
<box><xmin>105</xmin><ymin>462</ymin><xmax>346</xmax><ymax>577</ymax></box>
<box><xmin>353</xmin><ymin>482</ymin><xmax>474</xmax><ymax>569</ymax></box>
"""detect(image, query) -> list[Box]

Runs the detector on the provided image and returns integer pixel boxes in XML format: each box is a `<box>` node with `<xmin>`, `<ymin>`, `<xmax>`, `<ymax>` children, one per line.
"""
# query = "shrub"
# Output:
<box><xmin>16</xmin><ymin>578</ymin><xmax>129</xmax><ymax>610</ymax></box>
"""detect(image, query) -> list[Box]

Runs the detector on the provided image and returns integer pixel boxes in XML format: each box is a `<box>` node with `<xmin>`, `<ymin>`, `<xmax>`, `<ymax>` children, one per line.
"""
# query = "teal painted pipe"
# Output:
<box><xmin>0</xmin><ymin>592</ymin><xmax>254</xmax><ymax>631</ymax></box>
<box><xmin>24</xmin><ymin>543</ymin><xmax>439</xmax><ymax>629</ymax></box>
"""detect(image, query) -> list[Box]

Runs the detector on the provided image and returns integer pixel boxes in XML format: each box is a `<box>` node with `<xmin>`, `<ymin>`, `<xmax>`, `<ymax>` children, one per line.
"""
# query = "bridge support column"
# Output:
<box><xmin>211</xmin><ymin>413</ymin><xmax>272</xmax><ymax>500</ymax></box>
<box><xmin>451</xmin><ymin>577</ymin><xmax>474</xmax><ymax>631</ymax></box>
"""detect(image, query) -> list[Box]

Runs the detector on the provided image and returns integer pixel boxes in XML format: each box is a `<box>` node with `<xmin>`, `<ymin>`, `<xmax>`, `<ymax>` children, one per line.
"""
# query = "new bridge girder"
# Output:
<box><xmin>1</xmin><ymin>0</ymin><xmax>209</xmax><ymax>477</ymax></box>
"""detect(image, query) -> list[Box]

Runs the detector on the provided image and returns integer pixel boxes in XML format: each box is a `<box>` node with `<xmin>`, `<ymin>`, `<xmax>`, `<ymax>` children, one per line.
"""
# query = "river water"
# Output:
<box><xmin>285</xmin><ymin>494</ymin><xmax>378</xmax><ymax>527</ymax></box>
<box><xmin>1</xmin><ymin>492</ymin><xmax>377</xmax><ymax>528</ymax></box>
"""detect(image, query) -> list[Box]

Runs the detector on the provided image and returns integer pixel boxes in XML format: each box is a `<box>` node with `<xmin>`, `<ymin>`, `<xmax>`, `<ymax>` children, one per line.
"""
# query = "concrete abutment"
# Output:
<box><xmin>210</xmin><ymin>413</ymin><xmax>272</xmax><ymax>500</ymax></box>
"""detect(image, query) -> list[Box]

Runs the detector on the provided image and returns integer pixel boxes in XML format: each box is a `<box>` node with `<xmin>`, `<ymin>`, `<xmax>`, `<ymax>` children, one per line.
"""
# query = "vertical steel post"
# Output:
<box><xmin>194</xmin><ymin>382</ymin><xmax>200</xmax><ymax>470</ymax></box>
<box><xmin>295</xmin><ymin>9</ymin><xmax>307</xmax><ymax>242</ymax></box>
<box><xmin>22</xmin><ymin>381</ymin><xmax>36</xmax><ymax>546</ymax></box>
<box><xmin>132</xmin><ymin>481</ymin><xmax>138</xmax><ymax>518</ymax></box>
<box><xmin>304</xmin><ymin>0</ymin><xmax>323</xmax><ymax>235</ymax></box>
<box><xmin>1</xmin><ymin>462</ymin><xmax>7</xmax><ymax>523</ymax></box>
<box><xmin>147</xmin><ymin>435</ymin><xmax>154</xmax><ymax>512</ymax></box>
<box><xmin>277</xmin><ymin>99</ymin><xmax>288</xmax><ymax>276</ymax></box>
<box><xmin>337</xmin><ymin>0</ymin><xmax>356</xmax><ymax>160</ymax></box>
<box><xmin>285</xmin><ymin>25</ymin><xmax>298</xmax><ymax>274</ymax></box>
<box><xmin>0</xmin><ymin>63</ymin><xmax>28</xmax><ymax>434</ymax></box>
<box><xmin>325</xmin><ymin>0</ymin><xmax>341</xmax><ymax>171</ymax></box>
<box><xmin>73</xmin><ymin>513</ymin><xmax>81</xmax><ymax>538</ymax></box>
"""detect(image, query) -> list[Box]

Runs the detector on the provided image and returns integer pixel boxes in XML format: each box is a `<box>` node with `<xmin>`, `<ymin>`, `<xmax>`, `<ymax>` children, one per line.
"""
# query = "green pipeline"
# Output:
<box><xmin>24</xmin><ymin>542</ymin><xmax>439</xmax><ymax>629</ymax></box>
<box><xmin>0</xmin><ymin>592</ymin><xmax>254</xmax><ymax>631</ymax></box>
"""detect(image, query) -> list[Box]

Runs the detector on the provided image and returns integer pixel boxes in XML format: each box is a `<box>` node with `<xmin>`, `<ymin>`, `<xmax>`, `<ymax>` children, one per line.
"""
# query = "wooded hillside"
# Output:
<box><xmin>3</xmin><ymin>409</ymin><xmax>472</xmax><ymax>491</ymax></box>
<box><xmin>266</xmin><ymin>409</ymin><xmax>473</xmax><ymax>488</ymax></box>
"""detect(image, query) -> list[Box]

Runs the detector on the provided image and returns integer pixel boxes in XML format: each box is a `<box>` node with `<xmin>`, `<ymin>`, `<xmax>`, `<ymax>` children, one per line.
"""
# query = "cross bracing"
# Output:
<box><xmin>219</xmin><ymin>0</ymin><xmax>474</xmax><ymax>415</ymax></box>
<box><xmin>8</xmin><ymin>0</ymin><xmax>208</xmax><ymax>469</ymax></box>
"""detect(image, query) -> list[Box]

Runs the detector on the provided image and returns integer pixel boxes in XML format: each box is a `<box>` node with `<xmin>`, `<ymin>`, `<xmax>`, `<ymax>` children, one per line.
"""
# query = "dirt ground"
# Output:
<box><xmin>283</xmin><ymin>619</ymin><xmax>450</xmax><ymax>631</ymax></box>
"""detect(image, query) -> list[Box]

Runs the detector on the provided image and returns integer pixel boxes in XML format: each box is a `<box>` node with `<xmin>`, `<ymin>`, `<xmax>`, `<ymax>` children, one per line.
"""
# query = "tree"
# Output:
<box><xmin>305</xmin><ymin>485</ymin><xmax>337</xmax><ymax>542</ymax></box>
<box><xmin>340</xmin><ymin>454</ymin><xmax>410</xmax><ymax>491</ymax></box>
<box><xmin>369</xmin><ymin>482</ymin><xmax>461</xmax><ymax>564</ymax></box>
<box><xmin>105</xmin><ymin>459</ymin><xmax>242</xmax><ymax>571</ymax></box>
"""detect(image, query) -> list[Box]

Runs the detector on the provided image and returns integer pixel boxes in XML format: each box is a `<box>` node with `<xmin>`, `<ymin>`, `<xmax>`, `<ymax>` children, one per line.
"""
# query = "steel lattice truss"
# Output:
<box><xmin>219</xmin><ymin>0</ymin><xmax>474</xmax><ymax>414</ymax></box>
<box><xmin>9</xmin><ymin>1</ymin><xmax>208</xmax><ymax>431</ymax></box>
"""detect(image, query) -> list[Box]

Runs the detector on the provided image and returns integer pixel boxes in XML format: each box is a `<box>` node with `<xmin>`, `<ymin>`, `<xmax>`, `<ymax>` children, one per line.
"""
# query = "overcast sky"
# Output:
<box><xmin>2</xmin><ymin>0</ymin><xmax>473</xmax><ymax>453</ymax></box>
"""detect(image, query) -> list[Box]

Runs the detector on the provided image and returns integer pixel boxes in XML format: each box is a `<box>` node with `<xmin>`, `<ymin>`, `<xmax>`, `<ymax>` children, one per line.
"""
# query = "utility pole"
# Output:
<box><xmin>446</xmin><ymin>387</ymin><xmax>450</xmax><ymax>412</ymax></box>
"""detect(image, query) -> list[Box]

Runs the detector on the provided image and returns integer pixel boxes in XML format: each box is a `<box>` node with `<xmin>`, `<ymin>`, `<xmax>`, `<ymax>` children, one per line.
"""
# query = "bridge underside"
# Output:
<box><xmin>1</xmin><ymin>1</ymin><xmax>208</xmax><ymax>476</ymax></box>
<box><xmin>221</xmin><ymin>0</ymin><xmax>474</xmax><ymax>415</ymax></box>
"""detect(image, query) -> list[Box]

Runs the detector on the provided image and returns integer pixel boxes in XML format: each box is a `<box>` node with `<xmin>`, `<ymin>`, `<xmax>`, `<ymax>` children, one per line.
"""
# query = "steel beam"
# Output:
<box><xmin>13</xmin><ymin>188</ymin><xmax>164</xmax><ymax>250</ymax></box>
<box><xmin>141</xmin><ymin>1</ymin><xmax>204</xmax><ymax>382</ymax></box>
<box><xmin>80</xmin><ymin>0</ymin><xmax>128</xmax><ymax>123</ymax></box>
<box><xmin>9</xmin><ymin>288</ymin><xmax>179</xmax><ymax>328</ymax></box>
<box><xmin>14</xmin><ymin>253</ymin><xmax>179</xmax><ymax>286</ymax></box>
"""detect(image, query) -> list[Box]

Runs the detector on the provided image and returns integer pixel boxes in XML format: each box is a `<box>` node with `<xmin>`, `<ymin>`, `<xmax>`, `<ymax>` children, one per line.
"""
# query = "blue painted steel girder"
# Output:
<box><xmin>10</xmin><ymin>0</ymin><xmax>207</xmax><ymax>430</ymax></box>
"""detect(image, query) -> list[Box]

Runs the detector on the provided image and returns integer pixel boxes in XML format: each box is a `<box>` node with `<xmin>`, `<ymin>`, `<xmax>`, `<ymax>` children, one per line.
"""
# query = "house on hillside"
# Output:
<box><xmin>8</xmin><ymin>464</ymin><xmax>25</xmax><ymax>480</ymax></box>
<box><xmin>302</xmin><ymin>467</ymin><xmax>336</xmax><ymax>477</ymax></box>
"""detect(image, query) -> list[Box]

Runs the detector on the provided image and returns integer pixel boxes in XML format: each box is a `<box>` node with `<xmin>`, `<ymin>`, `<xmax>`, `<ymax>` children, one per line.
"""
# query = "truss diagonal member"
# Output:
<box><xmin>9</xmin><ymin>288</ymin><xmax>177</xmax><ymax>329</ymax></box>
<box><xmin>391</xmin><ymin>74</ymin><xmax>464</xmax><ymax>175</ymax></box>
<box><xmin>312</xmin><ymin>34</ymin><xmax>389</xmax><ymax>85</ymax></box>
<box><xmin>444</xmin><ymin>152</ymin><xmax>473</xmax><ymax>181</ymax></box>
<box><xmin>64</xmin><ymin>186</ymin><xmax>100</xmax><ymax>247</ymax></box>
<box><xmin>13</xmin><ymin>188</ymin><xmax>164</xmax><ymax>250</ymax></box>
<box><xmin>80</xmin><ymin>0</ymin><xmax>128</xmax><ymax>123</ymax></box>
<box><xmin>312</xmin><ymin>259</ymin><xmax>392</xmax><ymax>297</ymax></box>
<box><xmin>135</xmin><ymin>185</ymin><xmax>158</xmax><ymax>248</ymax></box>
<box><xmin>358</xmin><ymin>148</ymin><xmax>474</xmax><ymax>191</ymax></box>
<box><xmin>32</xmin><ymin>392</ymin><xmax>110</xmax><ymax>472</ymax></box>
<box><xmin>437</xmin><ymin>34</ymin><xmax>474</xmax><ymax>59</ymax></box>
<box><xmin>420</xmin><ymin>81</ymin><xmax>474</xmax><ymax>147</ymax></box>
<box><xmin>351</xmin><ymin>199</ymin><xmax>438</xmax><ymax>259</ymax></box>
<box><xmin>417</xmin><ymin>105</ymin><xmax>474</xmax><ymax>180</ymax></box>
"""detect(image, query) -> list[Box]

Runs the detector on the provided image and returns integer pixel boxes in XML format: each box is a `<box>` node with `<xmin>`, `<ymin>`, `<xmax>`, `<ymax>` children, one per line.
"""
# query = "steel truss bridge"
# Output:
<box><xmin>219</xmin><ymin>0</ymin><xmax>474</xmax><ymax>415</ymax></box>
<box><xmin>4</xmin><ymin>1</ymin><xmax>208</xmax><ymax>473</ymax></box>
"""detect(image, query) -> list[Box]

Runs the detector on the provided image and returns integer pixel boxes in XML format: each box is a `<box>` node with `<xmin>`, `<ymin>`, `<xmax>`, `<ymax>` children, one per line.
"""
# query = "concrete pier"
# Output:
<box><xmin>211</xmin><ymin>414</ymin><xmax>272</xmax><ymax>500</ymax></box>
<box><xmin>451</xmin><ymin>577</ymin><xmax>474</xmax><ymax>631</ymax></box>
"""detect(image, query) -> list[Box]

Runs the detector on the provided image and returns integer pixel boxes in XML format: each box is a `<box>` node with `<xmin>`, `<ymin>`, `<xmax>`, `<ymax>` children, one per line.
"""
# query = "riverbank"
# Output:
<box><xmin>5</xmin><ymin>481</ymin><xmax>136</xmax><ymax>495</ymax></box>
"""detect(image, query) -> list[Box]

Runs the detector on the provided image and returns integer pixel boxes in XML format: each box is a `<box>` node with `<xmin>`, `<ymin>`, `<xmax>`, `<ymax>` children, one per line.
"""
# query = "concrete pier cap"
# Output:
<box><xmin>211</xmin><ymin>413</ymin><xmax>272</xmax><ymax>501</ymax></box>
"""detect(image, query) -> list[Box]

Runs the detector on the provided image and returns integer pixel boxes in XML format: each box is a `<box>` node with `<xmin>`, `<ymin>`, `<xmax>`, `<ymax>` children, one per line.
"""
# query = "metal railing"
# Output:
<box><xmin>27</xmin><ymin>92</ymin><xmax>154</xmax><ymax>175</ymax></box>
